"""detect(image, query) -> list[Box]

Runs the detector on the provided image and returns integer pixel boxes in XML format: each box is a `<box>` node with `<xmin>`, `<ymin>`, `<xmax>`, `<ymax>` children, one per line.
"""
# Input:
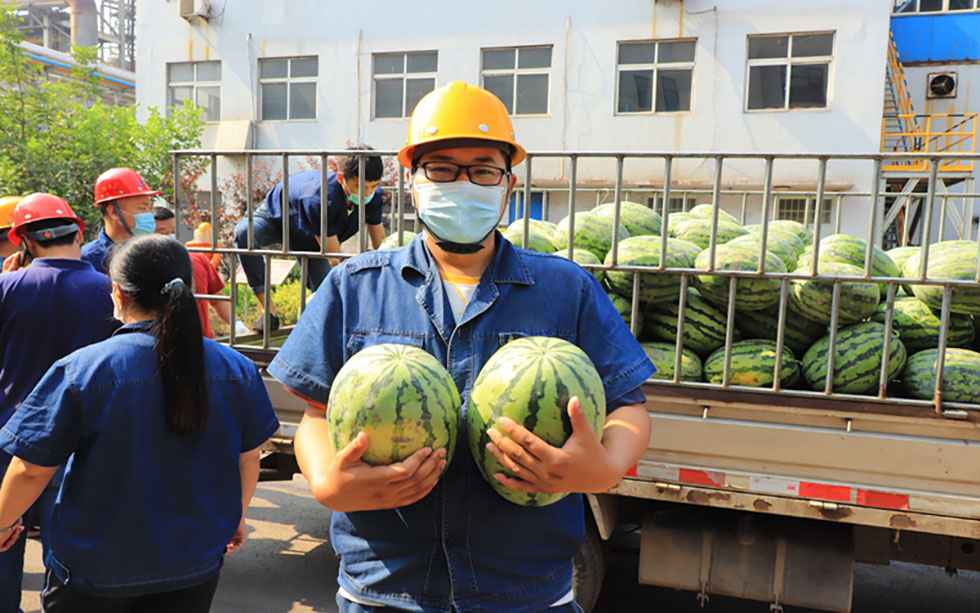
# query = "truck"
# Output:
<box><xmin>179</xmin><ymin>147</ymin><xmax>980</xmax><ymax>612</ymax></box>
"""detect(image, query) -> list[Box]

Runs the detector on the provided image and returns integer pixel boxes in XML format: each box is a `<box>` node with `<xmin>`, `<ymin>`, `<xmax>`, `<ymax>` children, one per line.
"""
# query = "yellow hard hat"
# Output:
<box><xmin>397</xmin><ymin>81</ymin><xmax>526</xmax><ymax>169</ymax></box>
<box><xmin>193</xmin><ymin>221</ymin><xmax>213</xmax><ymax>244</ymax></box>
<box><xmin>0</xmin><ymin>196</ymin><xmax>24</xmax><ymax>231</ymax></box>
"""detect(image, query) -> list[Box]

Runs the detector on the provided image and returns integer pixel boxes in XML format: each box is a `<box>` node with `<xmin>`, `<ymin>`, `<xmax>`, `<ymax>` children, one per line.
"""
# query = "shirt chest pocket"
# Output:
<box><xmin>345</xmin><ymin>330</ymin><xmax>426</xmax><ymax>360</ymax></box>
<box><xmin>497</xmin><ymin>329</ymin><xmax>575</xmax><ymax>348</ymax></box>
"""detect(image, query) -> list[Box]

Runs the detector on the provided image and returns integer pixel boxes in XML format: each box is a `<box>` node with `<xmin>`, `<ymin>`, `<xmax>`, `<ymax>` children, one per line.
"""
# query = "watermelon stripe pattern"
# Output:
<box><xmin>870</xmin><ymin>296</ymin><xmax>974</xmax><ymax>353</ymax></box>
<box><xmin>553</xmin><ymin>212</ymin><xmax>629</xmax><ymax>261</ymax></box>
<box><xmin>902</xmin><ymin>348</ymin><xmax>980</xmax><ymax>404</ymax></box>
<box><xmin>641</xmin><ymin>341</ymin><xmax>703</xmax><ymax>382</ymax></box>
<box><xmin>703</xmin><ymin>340</ymin><xmax>800</xmax><ymax>388</ymax></box>
<box><xmin>795</xmin><ymin>234</ymin><xmax>899</xmax><ymax>298</ymax></box>
<box><xmin>593</xmin><ymin>201</ymin><xmax>662</xmax><ymax>237</ymax></box>
<box><xmin>643</xmin><ymin>288</ymin><xmax>726</xmax><ymax>356</ymax></box>
<box><xmin>467</xmin><ymin>336</ymin><xmax>606</xmax><ymax>506</ymax></box>
<box><xmin>327</xmin><ymin>343</ymin><xmax>460</xmax><ymax>467</ymax></box>
<box><xmin>903</xmin><ymin>240</ymin><xmax>980</xmax><ymax>316</ymax></box>
<box><xmin>789</xmin><ymin>261</ymin><xmax>879</xmax><ymax>325</ymax></box>
<box><xmin>734</xmin><ymin>303</ymin><xmax>827</xmax><ymax>356</ymax></box>
<box><xmin>693</xmin><ymin>242</ymin><xmax>787</xmax><ymax>310</ymax></box>
<box><xmin>604</xmin><ymin>236</ymin><xmax>701</xmax><ymax>304</ymax></box>
<box><xmin>670</xmin><ymin>218</ymin><xmax>748</xmax><ymax>250</ymax></box>
<box><xmin>802</xmin><ymin>322</ymin><xmax>907</xmax><ymax>394</ymax></box>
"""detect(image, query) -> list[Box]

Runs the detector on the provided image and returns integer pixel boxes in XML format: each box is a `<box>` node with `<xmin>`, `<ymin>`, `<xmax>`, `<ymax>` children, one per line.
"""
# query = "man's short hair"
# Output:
<box><xmin>152</xmin><ymin>205</ymin><xmax>175</xmax><ymax>221</ymax></box>
<box><xmin>20</xmin><ymin>218</ymin><xmax>79</xmax><ymax>248</ymax></box>
<box><xmin>341</xmin><ymin>145</ymin><xmax>384</xmax><ymax>182</ymax></box>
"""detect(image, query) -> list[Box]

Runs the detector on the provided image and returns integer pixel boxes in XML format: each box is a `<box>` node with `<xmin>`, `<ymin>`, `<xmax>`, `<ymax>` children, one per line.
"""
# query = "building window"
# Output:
<box><xmin>167</xmin><ymin>61</ymin><xmax>220</xmax><ymax>121</ymax></box>
<box><xmin>259</xmin><ymin>57</ymin><xmax>318</xmax><ymax>120</ymax></box>
<box><xmin>746</xmin><ymin>33</ymin><xmax>833</xmax><ymax>111</ymax></box>
<box><xmin>894</xmin><ymin>0</ymin><xmax>979</xmax><ymax>12</ymax></box>
<box><xmin>616</xmin><ymin>40</ymin><xmax>695</xmax><ymax>114</ymax></box>
<box><xmin>648</xmin><ymin>195</ymin><xmax>698</xmax><ymax>213</ymax></box>
<box><xmin>373</xmin><ymin>52</ymin><xmax>437</xmax><ymax>119</ymax></box>
<box><xmin>481</xmin><ymin>46</ymin><xmax>552</xmax><ymax>115</ymax></box>
<box><xmin>776</xmin><ymin>197</ymin><xmax>833</xmax><ymax>225</ymax></box>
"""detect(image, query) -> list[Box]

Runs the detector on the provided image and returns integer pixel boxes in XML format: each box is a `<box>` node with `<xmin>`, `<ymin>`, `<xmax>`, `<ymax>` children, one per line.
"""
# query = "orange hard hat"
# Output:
<box><xmin>397</xmin><ymin>81</ymin><xmax>525</xmax><ymax>169</ymax></box>
<box><xmin>94</xmin><ymin>167</ymin><xmax>162</xmax><ymax>206</ymax></box>
<box><xmin>0</xmin><ymin>196</ymin><xmax>23</xmax><ymax>233</ymax></box>
<box><xmin>8</xmin><ymin>193</ymin><xmax>85</xmax><ymax>247</ymax></box>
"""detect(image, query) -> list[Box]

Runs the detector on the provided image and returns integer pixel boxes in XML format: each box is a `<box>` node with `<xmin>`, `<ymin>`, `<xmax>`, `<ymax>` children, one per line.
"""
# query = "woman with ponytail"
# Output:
<box><xmin>0</xmin><ymin>234</ymin><xmax>279</xmax><ymax>611</ymax></box>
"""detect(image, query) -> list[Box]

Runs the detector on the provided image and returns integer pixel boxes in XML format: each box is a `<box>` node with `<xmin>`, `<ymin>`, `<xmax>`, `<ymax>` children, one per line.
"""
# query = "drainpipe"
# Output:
<box><xmin>68</xmin><ymin>0</ymin><xmax>99</xmax><ymax>48</ymax></box>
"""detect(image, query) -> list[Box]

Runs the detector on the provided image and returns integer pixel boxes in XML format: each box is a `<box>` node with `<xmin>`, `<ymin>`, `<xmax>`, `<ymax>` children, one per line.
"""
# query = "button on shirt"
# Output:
<box><xmin>80</xmin><ymin>228</ymin><xmax>115</xmax><ymax>274</ymax></box>
<box><xmin>262</xmin><ymin>171</ymin><xmax>383</xmax><ymax>244</ymax></box>
<box><xmin>268</xmin><ymin>234</ymin><xmax>654</xmax><ymax>612</ymax></box>
<box><xmin>0</xmin><ymin>322</ymin><xmax>281</xmax><ymax>596</ymax></box>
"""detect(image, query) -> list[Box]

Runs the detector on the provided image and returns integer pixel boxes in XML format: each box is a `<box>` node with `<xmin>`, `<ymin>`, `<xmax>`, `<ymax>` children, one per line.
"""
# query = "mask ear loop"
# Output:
<box><xmin>111</xmin><ymin>202</ymin><xmax>136</xmax><ymax>236</ymax></box>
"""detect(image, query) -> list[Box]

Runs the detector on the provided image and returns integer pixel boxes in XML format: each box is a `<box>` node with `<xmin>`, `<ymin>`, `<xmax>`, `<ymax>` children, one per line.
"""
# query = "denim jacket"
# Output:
<box><xmin>0</xmin><ymin>321</ymin><xmax>280</xmax><ymax>597</ymax></box>
<box><xmin>269</xmin><ymin>234</ymin><xmax>653</xmax><ymax>612</ymax></box>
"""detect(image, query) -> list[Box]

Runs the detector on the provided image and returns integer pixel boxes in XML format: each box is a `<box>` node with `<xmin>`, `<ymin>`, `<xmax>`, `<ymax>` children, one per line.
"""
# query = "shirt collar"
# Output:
<box><xmin>112</xmin><ymin>319</ymin><xmax>154</xmax><ymax>336</ymax></box>
<box><xmin>98</xmin><ymin>228</ymin><xmax>115</xmax><ymax>246</ymax></box>
<box><xmin>27</xmin><ymin>258</ymin><xmax>95</xmax><ymax>271</ymax></box>
<box><xmin>400</xmin><ymin>231</ymin><xmax>534</xmax><ymax>286</ymax></box>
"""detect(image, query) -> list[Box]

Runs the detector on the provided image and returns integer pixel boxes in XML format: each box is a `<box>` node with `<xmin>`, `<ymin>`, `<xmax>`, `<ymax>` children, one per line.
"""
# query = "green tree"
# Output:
<box><xmin>0</xmin><ymin>6</ymin><xmax>205</xmax><ymax>239</ymax></box>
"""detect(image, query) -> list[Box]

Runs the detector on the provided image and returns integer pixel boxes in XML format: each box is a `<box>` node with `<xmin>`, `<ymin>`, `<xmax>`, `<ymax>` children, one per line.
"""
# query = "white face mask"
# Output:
<box><xmin>414</xmin><ymin>181</ymin><xmax>507</xmax><ymax>249</ymax></box>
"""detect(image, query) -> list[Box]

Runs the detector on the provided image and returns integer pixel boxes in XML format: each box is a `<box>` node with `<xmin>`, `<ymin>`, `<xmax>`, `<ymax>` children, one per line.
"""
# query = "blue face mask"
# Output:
<box><xmin>131</xmin><ymin>212</ymin><xmax>156</xmax><ymax>236</ymax></box>
<box><xmin>414</xmin><ymin>181</ymin><xmax>506</xmax><ymax>248</ymax></box>
<box><xmin>349</xmin><ymin>190</ymin><xmax>375</xmax><ymax>206</ymax></box>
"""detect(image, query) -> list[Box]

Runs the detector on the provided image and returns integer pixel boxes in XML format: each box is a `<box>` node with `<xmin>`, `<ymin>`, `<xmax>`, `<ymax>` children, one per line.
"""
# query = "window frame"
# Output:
<box><xmin>480</xmin><ymin>45</ymin><xmax>553</xmax><ymax>116</ymax></box>
<box><xmin>893</xmin><ymin>0</ymin><xmax>980</xmax><ymax>13</ymax></box>
<box><xmin>648</xmin><ymin>194</ymin><xmax>699</xmax><ymax>213</ymax></box>
<box><xmin>775</xmin><ymin>196</ymin><xmax>833</xmax><ymax>226</ymax></box>
<box><xmin>615</xmin><ymin>38</ymin><xmax>697</xmax><ymax>116</ymax></box>
<box><xmin>258</xmin><ymin>56</ymin><xmax>319</xmax><ymax>122</ymax></box>
<box><xmin>744</xmin><ymin>32</ymin><xmax>835</xmax><ymax>113</ymax></box>
<box><xmin>167</xmin><ymin>60</ymin><xmax>221</xmax><ymax>122</ymax></box>
<box><xmin>371</xmin><ymin>51</ymin><xmax>438</xmax><ymax>120</ymax></box>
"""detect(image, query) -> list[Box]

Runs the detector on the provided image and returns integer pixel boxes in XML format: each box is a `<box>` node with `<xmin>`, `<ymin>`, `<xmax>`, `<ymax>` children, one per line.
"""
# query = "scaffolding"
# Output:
<box><xmin>12</xmin><ymin>1</ymin><xmax>135</xmax><ymax>71</ymax></box>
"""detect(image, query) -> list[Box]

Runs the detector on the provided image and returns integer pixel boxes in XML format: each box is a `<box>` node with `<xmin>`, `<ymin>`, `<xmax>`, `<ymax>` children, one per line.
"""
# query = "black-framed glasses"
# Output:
<box><xmin>416</xmin><ymin>162</ymin><xmax>509</xmax><ymax>186</ymax></box>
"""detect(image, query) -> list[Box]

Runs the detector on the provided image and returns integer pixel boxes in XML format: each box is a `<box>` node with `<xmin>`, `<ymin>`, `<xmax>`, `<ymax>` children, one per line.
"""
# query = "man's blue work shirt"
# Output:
<box><xmin>263</xmin><ymin>171</ymin><xmax>383</xmax><ymax>244</ymax></box>
<box><xmin>0</xmin><ymin>322</ymin><xmax>281</xmax><ymax>596</ymax></box>
<box><xmin>0</xmin><ymin>258</ymin><xmax>116</xmax><ymax>464</ymax></box>
<box><xmin>268</xmin><ymin>233</ymin><xmax>654</xmax><ymax>612</ymax></box>
<box><xmin>79</xmin><ymin>228</ymin><xmax>115</xmax><ymax>274</ymax></box>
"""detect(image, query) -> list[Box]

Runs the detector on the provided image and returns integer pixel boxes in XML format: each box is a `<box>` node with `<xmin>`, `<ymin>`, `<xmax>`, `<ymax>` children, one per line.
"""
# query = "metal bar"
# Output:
<box><xmin>877</xmin><ymin>283</ymin><xmax>897</xmax><ymax>399</ymax></box>
<box><xmin>358</xmin><ymin>154</ymin><xmax>367</xmax><ymax>253</ymax></box>
<box><xmin>320</xmin><ymin>155</ymin><xmax>329</xmax><ymax>254</ymax></box>
<box><xmin>630</xmin><ymin>271</ymin><xmax>641</xmax><ymax>338</ymax></box>
<box><xmin>721</xmin><ymin>276</ymin><xmax>738</xmax><ymax>388</ymax></box>
<box><xmin>299</xmin><ymin>256</ymin><xmax>309</xmax><ymax>315</ymax></box>
<box><xmin>522</xmin><ymin>154</ymin><xmax>534</xmax><ymax>247</ymax></box>
<box><xmin>865</xmin><ymin>159</ymin><xmax>882</xmax><ymax>276</ymax></box>
<box><xmin>810</xmin><ymin>158</ymin><xmax>828</xmax><ymax>275</ymax></box>
<box><xmin>823</xmin><ymin>282</ymin><xmax>842</xmax><ymax>395</ymax></box>
<box><xmin>396</xmin><ymin>167</ymin><xmax>405</xmax><ymax>244</ymax></box>
<box><xmin>281</xmin><ymin>153</ymin><xmax>290</xmax><ymax>253</ymax></box>
<box><xmin>758</xmin><ymin>157</ymin><xmax>773</xmax><ymax>273</ymax></box>
<box><xmin>939</xmin><ymin>195</ymin><xmax>949</xmax><ymax>241</ymax></box>
<box><xmin>209</xmin><ymin>154</ymin><xmax>218</xmax><ymax>248</ymax></box>
<box><xmin>609</xmin><ymin>156</ymin><xmax>625</xmax><ymax>266</ymax></box>
<box><xmin>228</xmin><ymin>244</ymin><xmax>239</xmax><ymax>346</ymax></box>
<box><xmin>771</xmin><ymin>279</ymin><xmax>789</xmax><ymax>391</ymax></box>
<box><xmin>567</xmin><ymin>156</ymin><xmax>577</xmax><ymax>259</ymax></box>
<box><xmin>262</xmin><ymin>255</ymin><xmax>272</xmax><ymax>349</ymax></box>
<box><xmin>934</xmin><ymin>286</ymin><xmax>953</xmax><ymax>414</ymax></box>
<box><xmin>739</xmin><ymin>192</ymin><xmax>748</xmax><ymax>225</ymax></box>
<box><xmin>659</xmin><ymin>157</ymin><xmax>673</xmax><ymax>273</ymax></box>
<box><xmin>172</xmin><ymin>153</ymin><xmax>181</xmax><ymax>232</ymax></box>
<box><xmin>246</xmin><ymin>153</ymin><xmax>255</xmax><ymax>250</ymax></box>
<box><xmin>672</xmin><ymin>275</ymin><xmax>689</xmax><ymax>384</ymax></box>
<box><xmin>707</xmin><ymin>157</ymin><xmax>723</xmax><ymax>269</ymax></box>
<box><xmin>918</xmin><ymin>159</ymin><xmax>940</xmax><ymax>277</ymax></box>
<box><xmin>834</xmin><ymin>194</ymin><xmax>843</xmax><ymax>235</ymax></box>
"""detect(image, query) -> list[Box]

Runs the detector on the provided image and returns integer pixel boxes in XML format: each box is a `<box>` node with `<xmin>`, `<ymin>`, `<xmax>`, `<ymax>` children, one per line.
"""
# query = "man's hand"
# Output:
<box><xmin>0</xmin><ymin>522</ymin><xmax>23</xmax><ymax>552</ymax></box>
<box><xmin>225</xmin><ymin>518</ymin><xmax>247</xmax><ymax>554</ymax></box>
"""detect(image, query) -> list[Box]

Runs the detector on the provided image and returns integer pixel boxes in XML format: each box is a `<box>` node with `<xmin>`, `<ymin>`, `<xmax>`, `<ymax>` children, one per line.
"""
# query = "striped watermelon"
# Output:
<box><xmin>604</xmin><ymin>236</ymin><xmax>699</xmax><ymax>304</ymax></box>
<box><xmin>378</xmin><ymin>231</ymin><xmax>418</xmax><ymax>249</ymax></box>
<box><xmin>327</xmin><ymin>343</ymin><xmax>460</xmax><ymax>467</ymax></box>
<box><xmin>553</xmin><ymin>212</ymin><xmax>630</xmax><ymax>261</ymax></box>
<box><xmin>727</xmin><ymin>233</ymin><xmax>801</xmax><ymax>272</ymax></box>
<box><xmin>608</xmin><ymin>292</ymin><xmax>643</xmax><ymax>333</ymax></box>
<box><xmin>502</xmin><ymin>221</ymin><xmax>558</xmax><ymax>254</ymax></box>
<box><xmin>703</xmin><ymin>340</ymin><xmax>800</xmax><ymax>388</ymax></box>
<box><xmin>670</xmin><ymin>218</ymin><xmax>748</xmax><ymax>249</ymax></box>
<box><xmin>902</xmin><ymin>240</ymin><xmax>980</xmax><ymax>315</ymax></box>
<box><xmin>885</xmin><ymin>246</ymin><xmax>919</xmax><ymax>296</ymax></box>
<box><xmin>734</xmin><ymin>303</ymin><xmax>827</xmax><ymax>356</ymax></box>
<box><xmin>802</xmin><ymin>322</ymin><xmax>907</xmax><ymax>394</ymax></box>
<box><xmin>795</xmin><ymin>234</ymin><xmax>900</xmax><ymax>297</ymax></box>
<box><xmin>742</xmin><ymin>225</ymin><xmax>807</xmax><ymax>266</ymax></box>
<box><xmin>902</xmin><ymin>347</ymin><xmax>980</xmax><ymax>404</ymax></box>
<box><xmin>870</xmin><ymin>296</ymin><xmax>974</xmax><ymax>353</ymax></box>
<box><xmin>593</xmin><ymin>201</ymin><xmax>662</xmax><ymax>237</ymax></box>
<box><xmin>641</xmin><ymin>341</ymin><xmax>703</xmax><ymax>382</ymax></box>
<box><xmin>770</xmin><ymin>219</ymin><xmax>813</xmax><ymax>246</ymax></box>
<box><xmin>467</xmin><ymin>336</ymin><xmax>606</xmax><ymax>506</ymax></box>
<box><xmin>789</xmin><ymin>261</ymin><xmax>880</xmax><ymax>325</ymax></box>
<box><xmin>688</xmin><ymin>204</ymin><xmax>742</xmax><ymax>226</ymax></box>
<box><xmin>553</xmin><ymin>247</ymin><xmax>605</xmax><ymax>285</ymax></box>
<box><xmin>693</xmin><ymin>242</ymin><xmax>786</xmax><ymax>310</ymax></box>
<box><xmin>642</xmin><ymin>288</ymin><xmax>727</xmax><ymax>356</ymax></box>
<box><xmin>665</xmin><ymin>212</ymin><xmax>696</xmax><ymax>234</ymax></box>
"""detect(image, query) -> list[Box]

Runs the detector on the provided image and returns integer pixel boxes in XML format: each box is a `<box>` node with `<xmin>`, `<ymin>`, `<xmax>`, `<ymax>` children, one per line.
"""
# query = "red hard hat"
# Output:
<box><xmin>94</xmin><ymin>167</ymin><xmax>162</xmax><ymax>206</ymax></box>
<box><xmin>8</xmin><ymin>193</ymin><xmax>86</xmax><ymax>247</ymax></box>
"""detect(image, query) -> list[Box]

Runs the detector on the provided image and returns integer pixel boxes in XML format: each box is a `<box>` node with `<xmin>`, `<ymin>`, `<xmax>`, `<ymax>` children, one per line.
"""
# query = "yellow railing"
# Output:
<box><xmin>881</xmin><ymin>113</ymin><xmax>978</xmax><ymax>172</ymax></box>
<box><xmin>887</xmin><ymin>31</ymin><xmax>917</xmax><ymax>124</ymax></box>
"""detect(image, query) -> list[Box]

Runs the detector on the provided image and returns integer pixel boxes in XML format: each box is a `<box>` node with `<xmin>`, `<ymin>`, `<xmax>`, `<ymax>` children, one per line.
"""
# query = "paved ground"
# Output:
<box><xmin>20</xmin><ymin>475</ymin><xmax>980</xmax><ymax>612</ymax></box>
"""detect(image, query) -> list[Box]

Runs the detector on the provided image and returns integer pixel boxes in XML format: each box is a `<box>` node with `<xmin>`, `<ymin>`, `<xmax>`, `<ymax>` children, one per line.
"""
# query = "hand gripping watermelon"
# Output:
<box><xmin>467</xmin><ymin>336</ymin><xmax>606</xmax><ymax>506</ymax></box>
<box><xmin>327</xmin><ymin>343</ymin><xmax>461</xmax><ymax>467</ymax></box>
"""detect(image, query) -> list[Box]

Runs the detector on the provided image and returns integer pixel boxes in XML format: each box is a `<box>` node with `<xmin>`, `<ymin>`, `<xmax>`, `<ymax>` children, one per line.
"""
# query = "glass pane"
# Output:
<box><xmin>919</xmin><ymin>0</ymin><xmax>942</xmax><ymax>10</ymax></box>
<box><xmin>483</xmin><ymin>75</ymin><xmax>514</xmax><ymax>113</ymax></box>
<box><xmin>792</xmin><ymin>34</ymin><xmax>834</xmax><ymax>57</ymax></box>
<box><xmin>659</xmin><ymin>40</ymin><xmax>696</xmax><ymax>63</ymax></box>
<box><xmin>949</xmin><ymin>0</ymin><xmax>972</xmax><ymax>8</ymax></box>
<box><xmin>656</xmin><ymin>69</ymin><xmax>692</xmax><ymax>112</ymax></box>
<box><xmin>405</xmin><ymin>78</ymin><xmax>435</xmax><ymax>115</ymax></box>
<box><xmin>375</xmin><ymin>79</ymin><xmax>403</xmax><ymax>118</ymax></box>
<box><xmin>170</xmin><ymin>86</ymin><xmax>192</xmax><ymax>107</ymax></box>
<box><xmin>197</xmin><ymin>86</ymin><xmax>220</xmax><ymax>121</ymax></box>
<box><xmin>196</xmin><ymin>61</ymin><xmax>221</xmax><ymax>81</ymax></box>
<box><xmin>747</xmin><ymin>65</ymin><xmax>787</xmax><ymax>110</ymax></box>
<box><xmin>748</xmin><ymin>36</ymin><xmax>789</xmax><ymax>59</ymax></box>
<box><xmin>516</xmin><ymin>74</ymin><xmax>548</xmax><ymax>114</ymax></box>
<box><xmin>168</xmin><ymin>63</ymin><xmax>193</xmax><ymax>83</ymax></box>
<box><xmin>261</xmin><ymin>83</ymin><xmax>287</xmax><ymax>120</ymax></box>
<box><xmin>291</xmin><ymin>57</ymin><xmax>318</xmax><ymax>78</ymax></box>
<box><xmin>374</xmin><ymin>54</ymin><xmax>404</xmax><ymax>75</ymax></box>
<box><xmin>617</xmin><ymin>70</ymin><xmax>653</xmax><ymax>112</ymax></box>
<box><xmin>482</xmin><ymin>49</ymin><xmax>515</xmax><ymax>70</ymax></box>
<box><xmin>893</xmin><ymin>0</ymin><xmax>917</xmax><ymax>13</ymax></box>
<box><xmin>260</xmin><ymin>59</ymin><xmax>288</xmax><ymax>79</ymax></box>
<box><xmin>406</xmin><ymin>52</ymin><xmax>437</xmax><ymax>73</ymax></box>
<box><xmin>518</xmin><ymin>47</ymin><xmax>552</xmax><ymax>69</ymax></box>
<box><xmin>618</xmin><ymin>42</ymin><xmax>655</xmax><ymax>64</ymax></box>
<box><xmin>290</xmin><ymin>82</ymin><xmax>316</xmax><ymax>119</ymax></box>
<box><xmin>789</xmin><ymin>64</ymin><xmax>828</xmax><ymax>108</ymax></box>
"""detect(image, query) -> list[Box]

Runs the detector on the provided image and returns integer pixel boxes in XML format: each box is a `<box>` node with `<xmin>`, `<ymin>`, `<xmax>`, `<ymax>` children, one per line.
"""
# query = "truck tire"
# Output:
<box><xmin>573</xmin><ymin>516</ymin><xmax>606</xmax><ymax>612</ymax></box>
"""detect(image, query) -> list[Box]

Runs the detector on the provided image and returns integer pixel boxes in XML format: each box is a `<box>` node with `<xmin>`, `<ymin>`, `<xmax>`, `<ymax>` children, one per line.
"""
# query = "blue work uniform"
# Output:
<box><xmin>0</xmin><ymin>321</ymin><xmax>280</xmax><ymax>597</ymax></box>
<box><xmin>268</xmin><ymin>233</ymin><xmax>654</xmax><ymax>612</ymax></box>
<box><xmin>233</xmin><ymin>171</ymin><xmax>384</xmax><ymax>294</ymax></box>
<box><xmin>79</xmin><ymin>228</ymin><xmax>115</xmax><ymax>274</ymax></box>
<box><xmin>0</xmin><ymin>257</ymin><xmax>116</xmax><ymax>612</ymax></box>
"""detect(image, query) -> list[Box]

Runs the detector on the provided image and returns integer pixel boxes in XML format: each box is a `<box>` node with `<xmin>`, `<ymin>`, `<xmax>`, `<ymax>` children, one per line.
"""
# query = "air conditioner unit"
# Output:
<box><xmin>179</xmin><ymin>0</ymin><xmax>211</xmax><ymax>20</ymax></box>
<box><xmin>926</xmin><ymin>72</ymin><xmax>957</xmax><ymax>99</ymax></box>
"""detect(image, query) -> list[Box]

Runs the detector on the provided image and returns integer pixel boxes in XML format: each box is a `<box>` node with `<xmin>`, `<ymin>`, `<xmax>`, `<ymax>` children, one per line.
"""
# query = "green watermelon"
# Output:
<box><xmin>642</xmin><ymin>288</ymin><xmax>727</xmax><ymax>356</ymax></box>
<box><xmin>665</xmin><ymin>212</ymin><xmax>697</xmax><ymax>234</ymax></box>
<box><xmin>378</xmin><ymin>231</ymin><xmax>418</xmax><ymax>249</ymax></box>
<box><xmin>885</xmin><ymin>246</ymin><xmax>920</xmax><ymax>296</ymax></box>
<box><xmin>670</xmin><ymin>218</ymin><xmax>748</xmax><ymax>249</ymax></box>
<box><xmin>795</xmin><ymin>234</ymin><xmax>900</xmax><ymax>297</ymax></box>
<box><xmin>553</xmin><ymin>212</ymin><xmax>629</xmax><ymax>261</ymax></box>
<box><xmin>742</xmin><ymin>225</ymin><xmax>807</xmax><ymax>266</ymax></box>
<box><xmin>688</xmin><ymin>204</ymin><xmax>742</xmax><ymax>225</ymax></box>
<box><xmin>870</xmin><ymin>296</ymin><xmax>974</xmax><ymax>353</ymax></box>
<box><xmin>727</xmin><ymin>233</ymin><xmax>801</xmax><ymax>272</ymax></box>
<box><xmin>802</xmin><ymin>322</ymin><xmax>907</xmax><ymax>394</ymax></box>
<box><xmin>902</xmin><ymin>241</ymin><xmax>980</xmax><ymax>316</ymax></box>
<box><xmin>327</xmin><ymin>343</ymin><xmax>460</xmax><ymax>467</ymax></box>
<box><xmin>789</xmin><ymin>261</ymin><xmax>880</xmax><ymax>325</ymax></box>
<box><xmin>703</xmin><ymin>340</ymin><xmax>800</xmax><ymax>388</ymax></box>
<box><xmin>593</xmin><ymin>201</ymin><xmax>662</xmax><ymax>237</ymax></box>
<box><xmin>693</xmin><ymin>242</ymin><xmax>786</xmax><ymax>310</ymax></box>
<box><xmin>608</xmin><ymin>292</ymin><xmax>643</xmax><ymax>333</ymax></box>
<box><xmin>502</xmin><ymin>221</ymin><xmax>558</xmax><ymax>253</ymax></box>
<box><xmin>734</xmin><ymin>303</ymin><xmax>827</xmax><ymax>356</ymax></box>
<box><xmin>641</xmin><ymin>341</ymin><xmax>703</xmax><ymax>382</ymax></box>
<box><xmin>553</xmin><ymin>247</ymin><xmax>605</xmax><ymax>285</ymax></box>
<box><xmin>902</xmin><ymin>347</ymin><xmax>980</xmax><ymax>404</ymax></box>
<box><xmin>467</xmin><ymin>336</ymin><xmax>606</xmax><ymax>506</ymax></box>
<box><xmin>770</xmin><ymin>219</ymin><xmax>813</xmax><ymax>246</ymax></box>
<box><xmin>604</xmin><ymin>236</ymin><xmax>699</xmax><ymax>304</ymax></box>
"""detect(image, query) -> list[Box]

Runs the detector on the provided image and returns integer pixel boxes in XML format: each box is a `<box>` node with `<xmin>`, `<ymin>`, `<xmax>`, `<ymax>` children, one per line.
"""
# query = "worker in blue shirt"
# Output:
<box><xmin>268</xmin><ymin>82</ymin><xmax>654</xmax><ymax>612</ymax></box>
<box><xmin>80</xmin><ymin>167</ymin><xmax>162</xmax><ymax>274</ymax></box>
<box><xmin>233</xmin><ymin>146</ymin><xmax>387</xmax><ymax>333</ymax></box>
<box><xmin>0</xmin><ymin>234</ymin><xmax>279</xmax><ymax>611</ymax></box>
<box><xmin>0</xmin><ymin>193</ymin><xmax>117</xmax><ymax>613</ymax></box>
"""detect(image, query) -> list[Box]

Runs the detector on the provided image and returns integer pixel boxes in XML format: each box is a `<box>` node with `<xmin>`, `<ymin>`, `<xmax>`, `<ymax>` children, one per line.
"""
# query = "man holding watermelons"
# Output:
<box><xmin>269</xmin><ymin>82</ymin><xmax>654</xmax><ymax>612</ymax></box>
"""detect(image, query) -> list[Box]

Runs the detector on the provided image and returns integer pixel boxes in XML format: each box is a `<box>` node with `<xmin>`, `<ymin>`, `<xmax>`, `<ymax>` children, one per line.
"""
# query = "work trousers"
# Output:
<box><xmin>41</xmin><ymin>570</ymin><xmax>219</xmax><ymax>613</ymax></box>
